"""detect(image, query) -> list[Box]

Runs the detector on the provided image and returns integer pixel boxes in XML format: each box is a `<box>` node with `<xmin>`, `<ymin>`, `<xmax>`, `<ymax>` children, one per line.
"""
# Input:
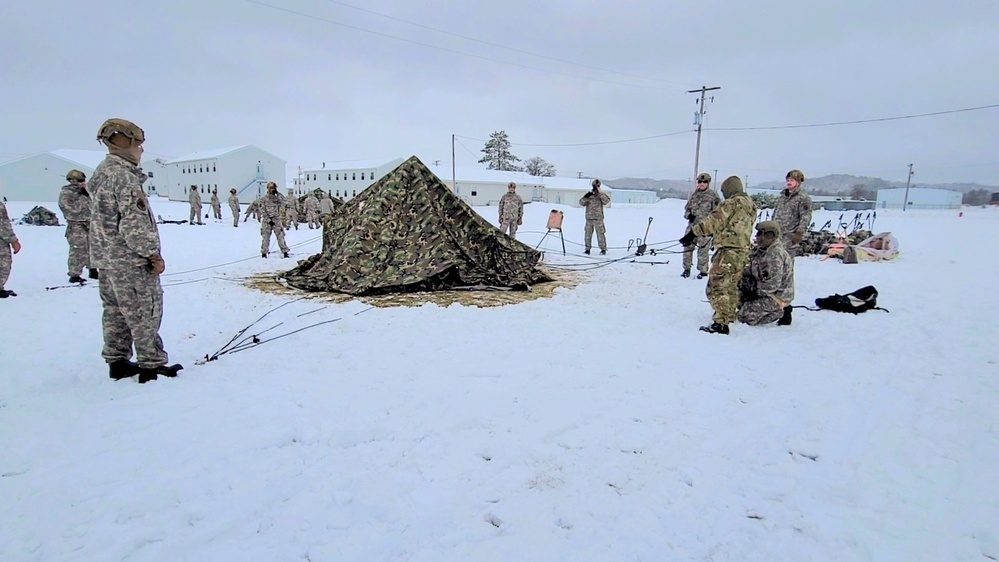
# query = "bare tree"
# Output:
<box><xmin>524</xmin><ymin>156</ymin><xmax>556</xmax><ymax>177</ymax></box>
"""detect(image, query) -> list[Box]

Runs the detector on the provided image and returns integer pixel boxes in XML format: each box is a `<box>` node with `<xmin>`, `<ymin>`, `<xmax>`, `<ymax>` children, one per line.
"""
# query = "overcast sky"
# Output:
<box><xmin>2</xmin><ymin>0</ymin><xmax>997</xmax><ymax>186</ymax></box>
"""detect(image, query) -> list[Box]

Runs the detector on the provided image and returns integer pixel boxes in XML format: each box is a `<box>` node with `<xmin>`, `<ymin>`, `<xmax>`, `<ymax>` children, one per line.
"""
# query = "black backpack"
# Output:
<box><xmin>813</xmin><ymin>285</ymin><xmax>888</xmax><ymax>314</ymax></box>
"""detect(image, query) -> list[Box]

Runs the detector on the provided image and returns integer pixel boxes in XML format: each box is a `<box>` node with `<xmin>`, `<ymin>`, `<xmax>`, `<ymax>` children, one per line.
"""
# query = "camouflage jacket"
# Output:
<box><xmin>745</xmin><ymin>241</ymin><xmax>794</xmax><ymax>303</ymax></box>
<box><xmin>259</xmin><ymin>192</ymin><xmax>285</xmax><ymax>221</ymax></box>
<box><xmin>0</xmin><ymin>201</ymin><xmax>16</xmax><ymax>244</ymax></box>
<box><xmin>228</xmin><ymin>194</ymin><xmax>240</xmax><ymax>208</ymax></box>
<box><xmin>210</xmin><ymin>192</ymin><xmax>220</xmax><ymax>207</ymax></box>
<box><xmin>88</xmin><ymin>154</ymin><xmax>161</xmax><ymax>269</ymax></box>
<box><xmin>304</xmin><ymin>195</ymin><xmax>320</xmax><ymax>213</ymax></box>
<box><xmin>773</xmin><ymin>189</ymin><xmax>813</xmax><ymax>237</ymax></box>
<box><xmin>578</xmin><ymin>190</ymin><xmax>610</xmax><ymax>220</ymax></box>
<box><xmin>692</xmin><ymin>193</ymin><xmax>757</xmax><ymax>249</ymax></box>
<box><xmin>189</xmin><ymin>189</ymin><xmax>202</xmax><ymax>206</ymax></box>
<box><xmin>58</xmin><ymin>183</ymin><xmax>91</xmax><ymax>223</ymax></box>
<box><xmin>498</xmin><ymin>192</ymin><xmax>524</xmax><ymax>223</ymax></box>
<box><xmin>684</xmin><ymin>187</ymin><xmax>720</xmax><ymax>221</ymax></box>
<box><xmin>319</xmin><ymin>197</ymin><xmax>335</xmax><ymax>214</ymax></box>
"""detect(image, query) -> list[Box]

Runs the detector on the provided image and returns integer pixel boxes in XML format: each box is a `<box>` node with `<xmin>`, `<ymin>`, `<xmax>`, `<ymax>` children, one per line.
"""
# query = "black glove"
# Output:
<box><xmin>738</xmin><ymin>274</ymin><xmax>758</xmax><ymax>302</ymax></box>
<box><xmin>685</xmin><ymin>212</ymin><xmax>695</xmax><ymax>222</ymax></box>
<box><xmin>269</xmin><ymin>220</ymin><xmax>275</xmax><ymax>227</ymax></box>
<box><xmin>678</xmin><ymin>231</ymin><xmax>696</xmax><ymax>247</ymax></box>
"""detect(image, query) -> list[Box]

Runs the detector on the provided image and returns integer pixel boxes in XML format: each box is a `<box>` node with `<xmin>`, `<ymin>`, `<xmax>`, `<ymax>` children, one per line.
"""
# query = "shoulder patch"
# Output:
<box><xmin>135</xmin><ymin>189</ymin><xmax>148</xmax><ymax>211</ymax></box>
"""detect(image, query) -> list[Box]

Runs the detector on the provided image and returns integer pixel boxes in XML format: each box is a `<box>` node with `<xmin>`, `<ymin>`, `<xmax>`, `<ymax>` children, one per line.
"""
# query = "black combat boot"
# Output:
<box><xmin>699</xmin><ymin>322</ymin><xmax>730</xmax><ymax>335</ymax></box>
<box><xmin>282</xmin><ymin>252</ymin><xmax>290</xmax><ymax>258</ymax></box>
<box><xmin>69</xmin><ymin>275</ymin><xmax>85</xmax><ymax>283</ymax></box>
<box><xmin>261</xmin><ymin>252</ymin><xmax>267</xmax><ymax>258</ymax></box>
<box><xmin>696</xmin><ymin>272</ymin><xmax>708</xmax><ymax>279</ymax></box>
<box><xmin>583</xmin><ymin>249</ymin><xmax>591</xmax><ymax>255</ymax></box>
<box><xmin>777</xmin><ymin>306</ymin><xmax>792</xmax><ymax>326</ymax></box>
<box><xmin>599</xmin><ymin>249</ymin><xmax>606</xmax><ymax>255</ymax></box>
<box><xmin>109</xmin><ymin>359</ymin><xmax>141</xmax><ymax>380</ymax></box>
<box><xmin>88</xmin><ymin>268</ymin><xmax>99</xmax><ymax>280</ymax></box>
<box><xmin>681</xmin><ymin>269</ymin><xmax>691</xmax><ymax>278</ymax></box>
<box><xmin>154</xmin><ymin>364</ymin><xmax>183</xmax><ymax>377</ymax></box>
<box><xmin>0</xmin><ymin>289</ymin><xmax>18</xmax><ymax>298</ymax></box>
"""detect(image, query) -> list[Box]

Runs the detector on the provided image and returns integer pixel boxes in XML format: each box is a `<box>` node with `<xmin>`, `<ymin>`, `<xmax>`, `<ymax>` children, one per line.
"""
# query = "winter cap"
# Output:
<box><xmin>720</xmin><ymin>176</ymin><xmax>743</xmax><ymax>199</ymax></box>
<box><xmin>591</xmin><ymin>179</ymin><xmax>601</xmax><ymax>188</ymax></box>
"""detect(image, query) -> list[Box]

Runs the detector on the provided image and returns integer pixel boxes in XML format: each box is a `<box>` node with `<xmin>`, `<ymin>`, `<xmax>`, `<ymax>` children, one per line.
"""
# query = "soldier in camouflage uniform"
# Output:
<box><xmin>737</xmin><ymin>221</ymin><xmax>794</xmax><ymax>326</ymax></box>
<box><xmin>227</xmin><ymin>188</ymin><xmax>240</xmax><ymax>227</ymax></box>
<box><xmin>259</xmin><ymin>181</ymin><xmax>290</xmax><ymax>258</ymax></box>
<box><xmin>243</xmin><ymin>197</ymin><xmax>259</xmax><ymax>222</ymax></box>
<box><xmin>579</xmin><ymin>179</ymin><xmax>611</xmax><ymax>255</ymax></box>
<box><xmin>681</xmin><ymin>172</ymin><xmax>721</xmax><ymax>279</ymax></box>
<box><xmin>319</xmin><ymin>192</ymin><xmax>335</xmax><ymax>217</ymax></box>
<box><xmin>285</xmin><ymin>189</ymin><xmax>300</xmax><ymax>230</ymax></box>
<box><xmin>210</xmin><ymin>190</ymin><xmax>222</xmax><ymax>219</ymax></box>
<box><xmin>679</xmin><ymin>176</ymin><xmax>757</xmax><ymax>334</ymax></box>
<box><xmin>188</xmin><ymin>185</ymin><xmax>204</xmax><ymax>225</ymax></box>
<box><xmin>304</xmin><ymin>192</ymin><xmax>321</xmax><ymax>229</ymax></box>
<box><xmin>773</xmin><ymin>169</ymin><xmax>813</xmax><ymax>257</ymax></box>
<box><xmin>498</xmin><ymin>182</ymin><xmax>524</xmax><ymax>237</ymax></box>
<box><xmin>58</xmin><ymin>169</ymin><xmax>97</xmax><ymax>283</ymax></box>
<box><xmin>0</xmin><ymin>198</ymin><xmax>22</xmax><ymax>298</ymax></box>
<box><xmin>90</xmin><ymin>118</ymin><xmax>182</xmax><ymax>383</ymax></box>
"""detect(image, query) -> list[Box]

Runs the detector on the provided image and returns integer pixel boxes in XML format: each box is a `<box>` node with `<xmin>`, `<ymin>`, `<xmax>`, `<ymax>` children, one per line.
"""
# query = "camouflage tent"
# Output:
<box><xmin>282</xmin><ymin>156</ymin><xmax>552</xmax><ymax>295</ymax></box>
<box><xmin>20</xmin><ymin>206</ymin><xmax>60</xmax><ymax>226</ymax></box>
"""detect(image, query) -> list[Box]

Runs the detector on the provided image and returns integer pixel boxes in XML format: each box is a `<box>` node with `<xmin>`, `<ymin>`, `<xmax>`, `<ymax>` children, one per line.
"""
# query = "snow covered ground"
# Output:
<box><xmin>1</xmin><ymin>195</ymin><xmax>997</xmax><ymax>562</ymax></box>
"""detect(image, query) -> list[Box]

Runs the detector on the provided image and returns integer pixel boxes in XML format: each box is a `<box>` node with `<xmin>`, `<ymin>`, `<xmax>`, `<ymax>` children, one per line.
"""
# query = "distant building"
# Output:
<box><xmin>0</xmin><ymin>149</ymin><xmax>174</xmax><ymax>202</ymax></box>
<box><xmin>611</xmin><ymin>188</ymin><xmax>658</xmax><ymax>204</ymax></box>
<box><xmin>811</xmin><ymin>195</ymin><xmax>876</xmax><ymax>211</ymax></box>
<box><xmin>991</xmin><ymin>192</ymin><xmax>999</xmax><ymax>205</ymax></box>
<box><xmin>432</xmin><ymin>166</ymin><xmax>545</xmax><ymax>206</ymax></box>
<box><xmin>165</xmin><ymin>145</ymin><xmax>286</xmax><ymax>202</ymax></box>
<box><xmin>299</xmin><ymin>158</ymin><xmax>405</xmax><ymax>201</ymax></box>
<box><xmin>876</xmin><ymin>187</ymin><xmax>961</xmax><ymax>210</ymax></box>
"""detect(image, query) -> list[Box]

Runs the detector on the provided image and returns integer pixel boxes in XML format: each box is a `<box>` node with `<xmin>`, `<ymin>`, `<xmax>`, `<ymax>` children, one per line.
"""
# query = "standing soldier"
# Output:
<box><xmin>0</xmin><ymin>197</ymin><xmax>22</xmax><ymax>298</ymax></box>
<box><xmin>318</xmin><ymin>191</ymin><xmax>335</xmax><ymax>218</ymax></box>
<box><xmin>498</xmin><ymin>181</ymin><xmax>524</xmax><ymax>237</ymax></box>
<box><xmin>681</xmin><ymin>172</ymin><xmax>721</xmax><ymax>279</ymax></box>
<box><xmin>210</xmin><ymin>189</ymin><xmax>222</xmax><ymax>219</ymax></box>
<box><xmin>90</xmin><ymin>118</ymin><xmax>182</xmax><ymax>382</ymax></box>
<box><xmin>259</xmin><ymin>181</ymin><xmax>290</xmax><ymax>258</ymax></box>
<box><xmin>773</xmin><ymin>169</ymin><xmax>813</xmax><ymax>256</ymax></box>
<box><xmin>304</xmin><ymin>191</ymin><xmax>320</xmax><ymax>229</ymax></box>
<box><xmin>737</xmin><ymin>221</ymin><xmax>794</xmax><ymax>326</ymax></box>
<box><xmin>679</xmin><ymin>176</ymin><xmax>757</xmax><ymax>335</ymax></box>
<box><xmin>285</xmin><ymin>189</ymin><xmax>300</xmax><ymax>230</ymax></box>
<box><xmin>188</xmin><ymin>185</ymin><xmax>204</xmax><ymax>225</ymax></box>
<box><xmin>227</xmin><ymin>188</ymin><xmax>240</xmax><ymax>227</ymax></box>
<box><xmin>58</xmin><ymin>169</ymin><xmax>97</xmax><ymax>283</ymax></box>
<box><xmin>579</xmin><ymin>179</ymin><xmax>611</xmax><ymax>255</ymax></box>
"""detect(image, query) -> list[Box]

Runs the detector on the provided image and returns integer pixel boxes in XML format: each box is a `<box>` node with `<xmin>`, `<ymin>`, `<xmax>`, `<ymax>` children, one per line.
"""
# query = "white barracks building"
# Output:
<box><xmin>164</xmin><ymin>145</ymin><xmax>286</xmax><ymax>202</ymax></box>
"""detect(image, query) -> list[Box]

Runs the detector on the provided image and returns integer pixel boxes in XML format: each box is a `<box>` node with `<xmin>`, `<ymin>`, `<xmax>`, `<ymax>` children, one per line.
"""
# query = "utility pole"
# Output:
<box><xmin>902</xmin><ymin>163</ymin><xmax>914</xmax><ymax>211</ymax></box>
<box><xmin>687</xmin><ymin>85</ymin><xmax>720</xmax><ymax>181</ymax></box>
<box><xmin>577</xmin><ymin>171</ymin><xmax>584</xmax><ymax>178</ymax></box>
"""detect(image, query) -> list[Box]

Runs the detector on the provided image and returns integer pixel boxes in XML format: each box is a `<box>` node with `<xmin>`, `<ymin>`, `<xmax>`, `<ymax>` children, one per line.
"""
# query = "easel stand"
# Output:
<box><xmin>535</xmin><ymin>228</ymin><xmax>566</xmax><ymax>256</ymax></box>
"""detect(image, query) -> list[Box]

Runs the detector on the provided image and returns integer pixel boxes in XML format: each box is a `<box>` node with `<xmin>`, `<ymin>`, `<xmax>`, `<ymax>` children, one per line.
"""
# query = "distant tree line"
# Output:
<box><xmin>962</xmin><ymin>189</ymin><xmax>992</xmax><ymax>206</ymax></box>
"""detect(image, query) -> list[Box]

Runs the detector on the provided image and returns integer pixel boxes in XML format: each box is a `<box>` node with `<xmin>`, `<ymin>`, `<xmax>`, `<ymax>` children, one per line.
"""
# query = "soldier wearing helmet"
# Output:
<box><xmin>89</xmin><ymin>118</ymin><xmax>182</xmax><ymax>383</ymax></box>
<box><xmin>258</xmin><ymin>181</ymin><xmax>290</xmax><ymax>258</ymax></box>
<box><xmin>498</xmin><ymin>182</ymin><xmax>523</xmax><ymax>238</ymax></box>
<box><xmin>737</xmin><ymin>221</ymin><xmax>795</xmax><ymax>326</ymax></box>
<box><xmin>773</xmin><ymin>169</ymin><xmax>813</xmax><ymax>256</ymax></box>
<box><xmin>227</xmin><ymin>188</ymin><xmax>240</xmax><ymax>227</ymax></box>
<box><xmin>188</xmin><ymin>184</ymin><xmax>204</xmax><ymax>225</ymax></box>
<box><xmin>210</xmin><ymin>188</ymin><xmax>222</xmax><ymax>220</ymax></box>
<box><xmin>681</xmin><ymin>172</ymin><xmax>720</xmax><ymax>279</ymax></box>
<box><xmin>58</xmin><ymin>169</ymin><xmax>96</xmax><ymax>283</ymax></box>
<box><xmin>579</xmin><ymin>178</ymin><xmax>610</xmax><ymax>255</ymax></box>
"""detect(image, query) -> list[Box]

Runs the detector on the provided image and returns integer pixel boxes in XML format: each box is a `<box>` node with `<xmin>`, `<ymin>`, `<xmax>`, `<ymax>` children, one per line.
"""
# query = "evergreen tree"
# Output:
<box><xmin>478</xmin><ymin>130</ymin><xmax>521</xmax><ymax>171</ymax></box>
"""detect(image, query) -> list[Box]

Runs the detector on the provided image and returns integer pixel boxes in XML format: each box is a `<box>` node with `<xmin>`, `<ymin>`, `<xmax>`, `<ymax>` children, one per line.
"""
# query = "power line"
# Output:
<box><xmin>705</xmin><ymin>103</ymin><xmax>999</xmax><ymax>131</ymax></box>
<box><xmin>319</xmin><ymin>0</ymin><xmax>691</xmax><ymax>88</ymax></box>
<box><xmin>241</xmin><ymin>0</ymin><xmax>680</xmax><ymax>92</ymax></box>
<box><xmin>455</xmin><ymin>130</ymin><xmax>691</xmax><ymax>148</ymax></box>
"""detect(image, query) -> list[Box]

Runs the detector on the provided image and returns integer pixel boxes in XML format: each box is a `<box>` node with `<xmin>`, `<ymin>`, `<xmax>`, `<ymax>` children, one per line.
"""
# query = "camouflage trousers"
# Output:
<box><xmin>98</xmin><ymin>265</ymin><xmax>168</xmax><ymax>368</ymax></box>
<box><xmin>65</xmin><ymin>221</ymin><xmax>91</xmax><ymax>277</ymax></box>
<box><xmin>584</xmin><ymin>219</ymin><xmax>607</xmax><ymax>252</ymax></box>
<box><xmin>261</xmin><ymin>218</ymin><xmax>290</xmax><ymax>255</ymax></box>
<box><xmin>286</xmin><ymin>209</ymin><xmax>299</xmax><ymax>229</ymax></box>
<box><xmin>706</xmin><ymin>248</ymin><xmax>748</xmax><ymax>325</ymax></box>
<box><xmin>229</xmin><ymin>204</ymin><xmax>240</xmax><ymax>226</ymax></box>
<box><xmin>500</xmin><ymin>220</ymin><xmax>518</xmax><ymax>238</ymax></box>
<box><xmin>738</xmin><ymin>295</ymin><xmax>783</xmax><ymax>325</ymax></box>
<box><xmin>190</xmin><ymin>204</ymin><xmax>204</xmax><ymax>224</ymax></box>
<box><xmin>307</xmin><ymin>210</ymin><xmax>321</xmax><ymax>229</ymax></box>
<box><xmin>0</xmin><ymin>244</ymin><xmax>10</xmax><ymax>289</ymax></box>
<box><xmin>681</xmin><ymin>223</ymin><xmax>712</xmax><ymax>274</ymax></box>
<box><xmin>212</xmin><ymin>202</ymin><xmax>222</xmax><ymax>219</ymax></box>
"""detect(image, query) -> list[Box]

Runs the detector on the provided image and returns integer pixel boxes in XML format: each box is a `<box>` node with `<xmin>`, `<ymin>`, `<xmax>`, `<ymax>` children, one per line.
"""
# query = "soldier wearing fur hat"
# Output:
<box><xmin>90</xmin><ymin>118</ymin><xmax>182</xmax><ymax>383</ymax></box>
<box><xmin>773</xmin><ymin>169</ymin><xmax>812</xmax><ymax>257</ymax></box>
<box><xmin>0</xmin><ymin>197</ymin><xmax>21</xmax><ymax>298</ymax></box>
<box><xmin>681</xmin><ymin>172</ymin><xmax>720</xmax><ymax>279</ymax></box>
<box><xmin>579</xmin><ymin>179</ymin><xmax>611</xmax><ymax>255</ymax></box>
<box><xmin>58</xmin><ymin>169</ymin><xmax>97</xmax><ymax>283</ymax></box>
<box><xmin>737</xmin><ymin>221</ymin><xmax>794</xmax><ymax>326</ymax></box>
<box><xmin>678</xmin><ymin>176</ymin><xmax>757</xmax><ymax>334</ymax></box>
